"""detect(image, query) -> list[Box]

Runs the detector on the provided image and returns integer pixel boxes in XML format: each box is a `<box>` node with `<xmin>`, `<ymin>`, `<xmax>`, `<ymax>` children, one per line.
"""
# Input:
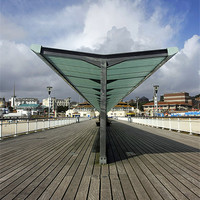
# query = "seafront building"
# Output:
<box><xmin>66</xmin><ymin>102</ymin><xmax>98</xmax><ymax>118</ymax></box>
<box><xmin>107</xmin><ymin>102</ymin><xmax>136</xmax><ymax>117</ymax></box>
<box><xmin>66</xmin><ymin>101</ymin><xmax>135</xmax><ymax>118</ymax></box>
<box><xmin>143</xmin><ymin>92</ymin><xmax>193</xmax><ymax>116</ymax></box>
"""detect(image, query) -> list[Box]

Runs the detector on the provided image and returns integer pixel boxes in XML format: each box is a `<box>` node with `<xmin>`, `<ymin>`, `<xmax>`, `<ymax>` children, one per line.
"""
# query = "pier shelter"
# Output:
<box><xmin>31</xmin><ymin>45</ymin><xmax>178</xmax><ymax>164</ymax></box>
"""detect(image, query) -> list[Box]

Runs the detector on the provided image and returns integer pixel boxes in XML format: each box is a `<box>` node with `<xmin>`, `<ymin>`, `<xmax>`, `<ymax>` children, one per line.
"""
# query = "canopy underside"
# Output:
<box><xmin>31</xmin><ymin>45</ymin><xmax>178</xmax><ymax>112</ymax></box>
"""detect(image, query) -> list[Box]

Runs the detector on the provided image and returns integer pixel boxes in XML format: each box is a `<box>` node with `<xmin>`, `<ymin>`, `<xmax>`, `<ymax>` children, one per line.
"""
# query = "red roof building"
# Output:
<box><xmin>143</xmin><ymin>92</ymin><xmax>193</xmax><ymax>115</ymax></box>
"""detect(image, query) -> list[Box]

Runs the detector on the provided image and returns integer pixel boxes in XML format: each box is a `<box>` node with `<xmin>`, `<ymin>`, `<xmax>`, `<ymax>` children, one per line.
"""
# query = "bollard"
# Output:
<box><xmin>76</xmin><ymin>116</ymin><xmax>80</xmax><ymax>123</ymax></box>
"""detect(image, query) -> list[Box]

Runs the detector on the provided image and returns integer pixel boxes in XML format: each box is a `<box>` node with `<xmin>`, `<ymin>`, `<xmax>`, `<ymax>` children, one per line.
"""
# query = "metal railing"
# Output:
<box><xmin>117</xmin><ymin>117</ymin><xmax>200</xmax><ymax>135</ymax></box>
<box><xmin>0</xmin><ymin>117</ymin><xmax>89</xmax><ymax>139</ymax></box>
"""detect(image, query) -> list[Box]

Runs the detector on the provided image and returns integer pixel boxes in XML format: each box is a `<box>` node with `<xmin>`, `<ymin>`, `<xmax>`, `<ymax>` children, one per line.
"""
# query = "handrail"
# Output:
<box><xmin>0</xmin><ymin>117</ymin><xmax>89</xmax><ymax>139</ymax></box>
<box><xmin>117</xmin><ymin>117</ymin><xmax>200</xmax><ymax>135</ymax></box>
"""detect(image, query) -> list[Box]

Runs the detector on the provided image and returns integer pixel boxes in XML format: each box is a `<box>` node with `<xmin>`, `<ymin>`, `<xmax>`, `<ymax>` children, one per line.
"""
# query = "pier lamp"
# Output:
<box><xmin>136</xmin><ymin>97</ymin><xmax>139</xmax><ymax>116</ymax></box>
<box><xmin>153</xmin><ymin>85</ymin><xmax>159</xmax><ymax>117</ymax></box>
<box><xmin>47</xmin><ymin>86</ymin><xmax>52</xmax><ymax>118</ymax></box>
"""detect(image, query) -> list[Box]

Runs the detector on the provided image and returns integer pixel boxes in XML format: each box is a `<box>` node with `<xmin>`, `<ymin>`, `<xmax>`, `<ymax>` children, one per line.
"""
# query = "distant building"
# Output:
<box><xmin>143</xmin><ymin>92</ymin><xmax>193</xmax><ymax>116</ymax></box>
<box><xmin>164</xmin><ymin>92</ymin><xmax>192</xmax><ymax>104</ymax></box>
<box><xmin>0</xmin><ymin>98</ymin><xmax>6</xmax><ymax>108</ymax></box>
<box><xmin>16</xmin><ymin>104</ymin><xmax>44</xmax><ymax>116</ymax></box>
<box><xmin>107</xmin><ymin>102</ymin><xmax>135</xmax><ymax>117</ymax></box>
<box><xmin>66</xmin><ymin>101</ymin><xmax>136</xmax><ymax>118</ymax></box>
<box><xmin>9</xmin><ymin>97</ymin><xmax>39</xmax><ymax>108</ymax></box>
<box><xmin>42</xmin><ymin>97</ymin><xmax>70</xmax><ymax>112</ymax></box>
<box><xmin>66</xmin><ymin>102</ymin><xmax>98</xmax><ymax>118</ymax></box>
<box><xmin>193</xmin><ymin>95</ymin><xmax>200</xmax><ymax>109</ymax></box>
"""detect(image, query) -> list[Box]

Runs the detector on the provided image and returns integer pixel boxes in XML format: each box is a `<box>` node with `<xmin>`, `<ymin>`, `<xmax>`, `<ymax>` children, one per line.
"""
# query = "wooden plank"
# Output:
<box><xmin>0</xmin><ymin>127</ymin><xmax>89</xmax><ymax>196</ymax></box>
<box><xmin>43</xmin><ymin>129</ymin><xmax>94</xmax><ymax>199</ymax></box>
<box><xmin>100</xmin><ymin>164</ymin><xmax>112</xmax><ymax>200</ymax></box>
<box><xmin>62</xmin><ymin>130</ymin><xmax>97</xmax><ymax>199</ymax></box>
<box><xmin>108</xmin><ymin>128</ymin><xmax>138</xmax><ymax>200</ymax></box>
<box><xmin>2</xmin><ymin>131</ymin><xmax>90</xmax><ymax>199</ymax></box>
<box><xmin>0</xmin><ymin>124</ymin><xmax>88</xmax><ymax>174</ymax></box>
<box><xmin>113</xmin><ymin>121</ymin><xmax>200</xmax><ymax>200</ymax></box>
<box><xmin>87</xmin><ymin>175</ymin><xmax>100</xmax><ymax>200</ymax></box>
<box><xmin>107</xmin><ymin>129</ymin><xmax>125</xmax><ymax>200</ymax></box>
<box><xmin>28</xmin><ymin>132</ymin><xmax>95</xmax><ymax>200</ymax></box>
<box><xmin>75</xmin><ymin>128</ymin><xmax>98</xmax><ymax>200</ymax></box>
<box><xmin>0</xmin><ymin>121</ymin><xmax>94</xmax><ymax>199</ymax></box>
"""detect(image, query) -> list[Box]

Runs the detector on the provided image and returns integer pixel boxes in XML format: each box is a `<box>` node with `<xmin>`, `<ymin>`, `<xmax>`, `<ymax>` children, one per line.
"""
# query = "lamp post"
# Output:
<box><xmin>47</xmin><ymin>86</ymin><xmax>52</xmax><ymax>118</ymax></box>
<box><xmin>136</xmin><ymin>97</ymin><xmax>139</xmax><ymax>116</ymax></box>
<box><xmin>153</xmin><ymin>85</ymin><xmax>159</xmax><ymax>117</ymax></box>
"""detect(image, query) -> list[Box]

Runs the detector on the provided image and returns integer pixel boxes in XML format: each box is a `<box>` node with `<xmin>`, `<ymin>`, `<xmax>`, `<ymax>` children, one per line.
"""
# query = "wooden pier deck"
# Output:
<box><xmin>0</xmin><ymin>119</ymin><xmax>199</xmax><ymax>200</ymax></box>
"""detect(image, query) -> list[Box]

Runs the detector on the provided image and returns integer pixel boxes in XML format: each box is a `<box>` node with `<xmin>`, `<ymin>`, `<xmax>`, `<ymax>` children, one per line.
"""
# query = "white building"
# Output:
<box><xmin>16</xmin><ymin>104</ymin><xmax>44</xmax><ymax>116</ymax></box>
<box><xmin>42</xmin><ymin>97</ymin><xmax>70</xmax><ymax>112</ymax></box>
<box><xmin>66</xmin><ymin>102</ymin><xmax>98</xmax><ymax>118</ymax></box>
<box><xmin>42</xmin><ymin>97</ymin><xmax>56</xmax><ymax>112</ymax></box>
<box><xmin>107</xmin><ymin>102</ymin><xmax>135</xmax><ymax>117</ymax></box>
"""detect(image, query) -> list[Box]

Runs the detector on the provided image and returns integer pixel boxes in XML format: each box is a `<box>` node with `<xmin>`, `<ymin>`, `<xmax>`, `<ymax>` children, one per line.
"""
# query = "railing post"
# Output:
<box><xmin>26</xmin><ymin>119</ymin><xmax>29</xmax><ymax>134</ymax></box>
<box><xmin>15</xmin><ymin>120</ymin><xmax>18</xmax><ymax>137</ymax></box>
<box><xmin>0</xmin><ymin>120</ymin><xmax>2</xmax><ymax>139</ymax></box>
<box><xmin>156</xmin><ymin>117</ymin><xmax>158</xmax><ymax>128</ymax></box>
<box><xmin>189</xmin><ymin>118</ymin><xmax>192</xmax><ymax>135</ymax></box>
<box><xmin>43</xmin><ymin>119</ymin><xmax>45</xmax><ymax>131</ymax></box>
<box><xmin>53</xmin><ymin>119</ymin><xmax>55</xmax><ymax>128</ymax></box>
<box><xmin>35</xmin><ymin>119</ymin><xmax>38</xmax><ymax>132</ymax></box>
<box><xmin>48</xmin><ymin>119</ymin><xmax>50</xmax><ymax>129</ymax></box>
<box><xmin>177</xmin><ymin>118</ymin><xmax>180</xmax><ymax>132</ymax></box>
<box><xmin>169</xmin><ymin>118</ymin><xmax>171</xmax><ymax>131</ymax></box>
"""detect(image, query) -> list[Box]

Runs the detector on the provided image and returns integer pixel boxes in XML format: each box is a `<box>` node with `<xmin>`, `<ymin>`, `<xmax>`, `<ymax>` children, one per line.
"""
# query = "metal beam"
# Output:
<box><xmin>99</xmin><ymin>60</ymin><xmax>107</xmax><ymax>164</ymax></box>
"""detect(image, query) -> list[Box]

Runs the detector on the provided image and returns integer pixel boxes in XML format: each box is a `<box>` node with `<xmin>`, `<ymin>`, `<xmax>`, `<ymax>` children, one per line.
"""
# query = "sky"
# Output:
<box><xmin>0</xmin><ymin>0</ymin><xmax>199</xmax><ymax>103</ymax></box>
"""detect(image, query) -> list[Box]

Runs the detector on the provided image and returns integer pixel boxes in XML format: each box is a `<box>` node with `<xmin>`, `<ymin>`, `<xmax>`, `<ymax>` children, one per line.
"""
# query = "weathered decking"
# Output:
<box><xmin>0</xmin><ymin>119</ymin><xmax>199</xmax><ymax>200</ymax></box>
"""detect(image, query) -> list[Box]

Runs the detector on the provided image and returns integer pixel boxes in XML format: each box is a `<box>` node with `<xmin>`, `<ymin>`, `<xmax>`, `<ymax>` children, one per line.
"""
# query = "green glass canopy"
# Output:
<box><xmin>31</xmin><ymin>45</ymin><xmax>178</xmax><ymax>112</ymax></box>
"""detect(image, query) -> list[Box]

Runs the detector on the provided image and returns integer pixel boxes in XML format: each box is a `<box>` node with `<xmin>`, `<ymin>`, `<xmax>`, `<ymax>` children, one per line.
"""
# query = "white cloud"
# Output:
<box><xmin>0</xmin><ymin>40</ymin><xmax>76</xmax><ymax>100</ymax></box>
<box><xmin>0</xmin><ymin>14</ymin><xmax>26</xmax><ymax>41</ymax></box>
<box><xmin>127</xmin><ymin>34</ymin><xmax>200</xmax><ymax>99</ymax></box>
<box><xmin>54</xmin><ymin>0</ymin><xmax>177</xmax><ymax>51</ymax></box>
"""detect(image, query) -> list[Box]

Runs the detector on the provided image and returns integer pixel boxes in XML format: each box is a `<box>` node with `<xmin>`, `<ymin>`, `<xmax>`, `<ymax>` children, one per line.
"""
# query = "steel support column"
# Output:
<box><xmin>99</xmin><ymin>60</ymin><xmax>107</xmax><ymax>164</ymax></box>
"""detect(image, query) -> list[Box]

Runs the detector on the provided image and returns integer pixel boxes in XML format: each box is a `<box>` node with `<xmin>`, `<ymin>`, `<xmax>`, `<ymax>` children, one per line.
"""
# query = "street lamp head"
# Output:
<box><xmin>153</xmin><ymin>85</ymin><xmax>159</xmax><ymax>94</ymax></box>
<box><xmin>47</xmin><ymin>86</ymin><xmax>53</xmax><ymax>95</ymax></box>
